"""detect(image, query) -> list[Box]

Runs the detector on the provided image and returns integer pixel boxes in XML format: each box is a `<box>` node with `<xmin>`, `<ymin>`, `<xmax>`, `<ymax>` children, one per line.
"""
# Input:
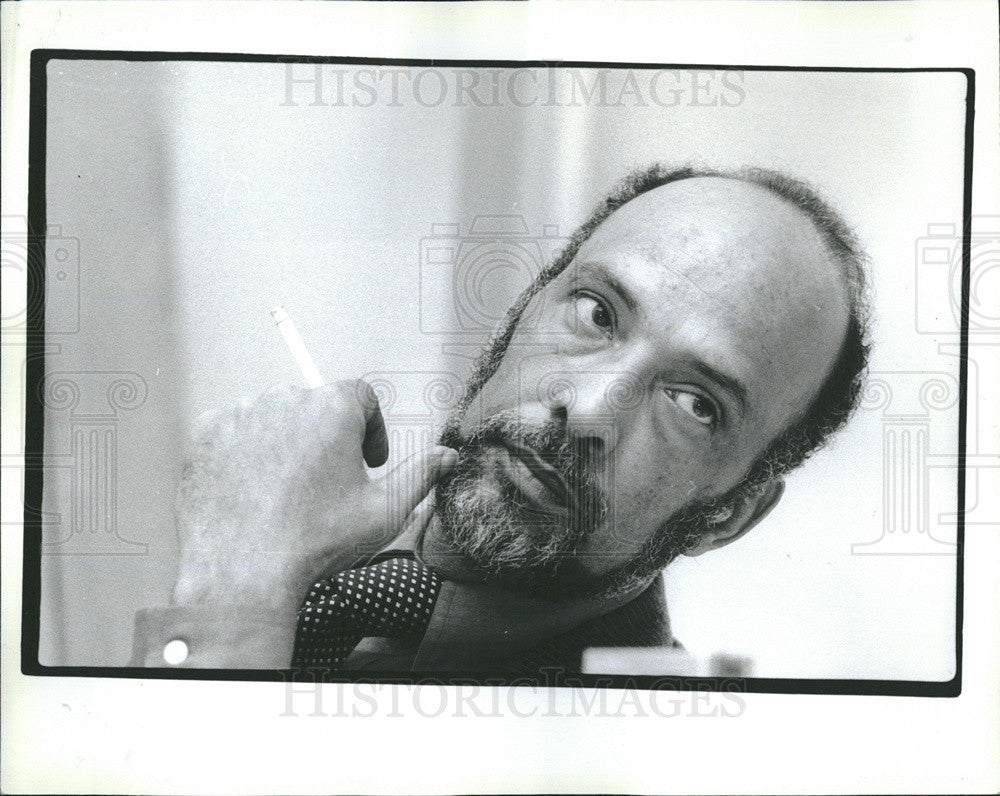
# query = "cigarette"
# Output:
<box><xmin>271</xmin><ymin>306</ymin><xmax>325</xmax><ymax>388</ymax></box>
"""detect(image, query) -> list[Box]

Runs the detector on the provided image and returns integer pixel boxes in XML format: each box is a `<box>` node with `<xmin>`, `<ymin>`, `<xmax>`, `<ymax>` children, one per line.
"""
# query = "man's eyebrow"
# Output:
<box><xmin>689</xmin><ymin>359</ymin><xmax>749</xmax><ymax>415</ymax></box>
<box><xmin>574</xmin><ymin>262</ymin><xmax>638</xmax><ymax>313</ymax></box>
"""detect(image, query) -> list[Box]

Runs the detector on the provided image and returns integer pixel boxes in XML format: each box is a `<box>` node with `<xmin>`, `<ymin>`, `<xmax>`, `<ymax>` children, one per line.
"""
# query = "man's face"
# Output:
<box><xmin>434</xmin><ymin>177</ymin><xmax>850</xmax><ymax>593</ymax></box>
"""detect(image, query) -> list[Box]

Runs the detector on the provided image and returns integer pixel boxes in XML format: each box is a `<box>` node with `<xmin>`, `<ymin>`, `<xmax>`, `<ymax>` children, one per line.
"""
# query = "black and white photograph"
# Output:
<box><xmin>2</xmin><ymin>2</ymin><xmax>998</xmax><ymax>794</ymax></box>
<box><xmin>27</xmin><ymin>56</ymin><xmax>967</xmax><ymax>685</ymax></box>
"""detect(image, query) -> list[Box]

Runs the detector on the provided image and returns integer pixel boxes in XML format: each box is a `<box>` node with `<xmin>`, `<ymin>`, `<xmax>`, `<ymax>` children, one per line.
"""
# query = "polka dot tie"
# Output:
<box><xmin>292</xmin><ymin>556</ymin><xmax>442</xmax><ymax>670</ymax></box>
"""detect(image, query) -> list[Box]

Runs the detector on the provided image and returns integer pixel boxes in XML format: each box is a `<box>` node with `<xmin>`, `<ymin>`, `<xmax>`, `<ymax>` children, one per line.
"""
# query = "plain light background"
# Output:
<box><xmin>39</xmin><ymin>59</ymin><xmax>965</xmax><ymax>679</ymax></box>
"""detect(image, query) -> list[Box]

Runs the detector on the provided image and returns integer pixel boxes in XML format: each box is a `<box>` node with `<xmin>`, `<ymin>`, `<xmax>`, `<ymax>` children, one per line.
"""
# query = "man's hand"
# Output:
<box><xmin>171</xmin><ymin>381</ymin><xmax>456</xmax><ymax>612</ymax></box>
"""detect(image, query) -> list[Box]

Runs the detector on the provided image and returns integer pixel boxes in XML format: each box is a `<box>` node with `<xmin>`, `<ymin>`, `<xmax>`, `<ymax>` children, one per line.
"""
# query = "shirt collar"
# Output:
<box><xmin>370</xmin><ymin>515</ymin><xmax>657</xmax><ymax>669</ymax></box>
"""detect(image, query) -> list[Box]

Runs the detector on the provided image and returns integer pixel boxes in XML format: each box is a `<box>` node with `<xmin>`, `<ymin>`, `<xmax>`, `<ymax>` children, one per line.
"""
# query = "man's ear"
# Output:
<box><xmin>683</xmin><ymin>479</ymin><xmax>785</xmax><ymax>557</ymax></box>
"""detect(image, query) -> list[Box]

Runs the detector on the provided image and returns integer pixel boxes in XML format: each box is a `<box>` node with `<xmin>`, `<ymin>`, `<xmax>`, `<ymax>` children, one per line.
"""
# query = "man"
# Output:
<box><xmin>130</xmin><ymin>164</ymin><xmax>869</xmax><ymax>675</ymax></box>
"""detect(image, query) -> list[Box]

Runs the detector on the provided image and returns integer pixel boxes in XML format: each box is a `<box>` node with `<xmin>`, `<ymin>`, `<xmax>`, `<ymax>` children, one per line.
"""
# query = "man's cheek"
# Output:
<box><xmin>604</xmin><ymin>478</ymin><xmax>664</xmax><ymax>547</ymax></box>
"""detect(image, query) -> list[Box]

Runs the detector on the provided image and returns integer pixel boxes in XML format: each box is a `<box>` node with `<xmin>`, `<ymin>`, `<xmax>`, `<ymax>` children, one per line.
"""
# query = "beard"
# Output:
<box><xmin>434</xmin><ymin>411</ymin><xmax>605</xmax><ymax>594</ymax></box>
<box><xmin>435</xmin><ymin>410</ymin><xmax>731</xmax><ymax>601</ymax></box>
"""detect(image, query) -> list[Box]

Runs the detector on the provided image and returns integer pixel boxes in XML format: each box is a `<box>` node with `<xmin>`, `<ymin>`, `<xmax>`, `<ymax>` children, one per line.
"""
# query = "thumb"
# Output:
<box><xmin>372</xmin><ymin>444</ymin><xmax>458</xmax><ymax>532</ymax></box>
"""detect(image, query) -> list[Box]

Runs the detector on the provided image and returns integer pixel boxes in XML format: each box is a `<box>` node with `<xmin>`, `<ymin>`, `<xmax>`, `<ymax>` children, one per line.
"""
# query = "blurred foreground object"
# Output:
<box><xmin>582</xmin><ymin>647</ymin><xmax>755</xmax><ymax>677</ymax></box>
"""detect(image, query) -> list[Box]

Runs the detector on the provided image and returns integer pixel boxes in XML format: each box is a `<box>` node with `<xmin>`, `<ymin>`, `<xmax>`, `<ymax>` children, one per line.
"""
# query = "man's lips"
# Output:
<box><xmin>495</xmin><ymin>439</ymin><xmax>576</xmax><ymax>514</ymax></box>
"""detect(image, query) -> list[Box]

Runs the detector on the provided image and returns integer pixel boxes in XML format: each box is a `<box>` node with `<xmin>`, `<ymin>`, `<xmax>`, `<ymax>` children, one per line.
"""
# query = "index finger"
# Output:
<box><xmin>352</xmin><ymin>379</ymin><xmax>389</xmax><ymax>468</ymax></box>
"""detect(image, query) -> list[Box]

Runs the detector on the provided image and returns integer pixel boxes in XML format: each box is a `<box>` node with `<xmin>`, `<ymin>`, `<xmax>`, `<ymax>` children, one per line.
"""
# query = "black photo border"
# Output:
<box><xmin>21</xmin><ymin>49</ymin><xmax>974</xmax><ymax>697</ymax></box>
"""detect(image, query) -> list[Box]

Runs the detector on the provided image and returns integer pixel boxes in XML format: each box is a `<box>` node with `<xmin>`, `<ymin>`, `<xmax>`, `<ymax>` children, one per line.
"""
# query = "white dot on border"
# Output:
<box><xmin>163</xmin><ymin>639</ymin><xmax>189</xmax><ymax>665</ymax></box>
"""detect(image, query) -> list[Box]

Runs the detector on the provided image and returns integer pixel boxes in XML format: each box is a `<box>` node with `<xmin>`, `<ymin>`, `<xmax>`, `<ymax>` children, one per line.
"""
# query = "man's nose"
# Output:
<box><xmin>537</xmin><ymin>370</ymin><xmax>637</xmax><ymax>452</ymax></box>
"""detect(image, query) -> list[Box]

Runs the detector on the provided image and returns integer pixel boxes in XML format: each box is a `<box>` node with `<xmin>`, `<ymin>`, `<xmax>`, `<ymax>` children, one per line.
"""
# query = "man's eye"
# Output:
<box><xmin>664</xmin><ymin>388</ymin><xmax>717</xmax><ymax>426</ymax></box>
<box><xmin>571</xmin><ymin>294</ymin><xmax>614</xmax><ymax>335</ymax></box>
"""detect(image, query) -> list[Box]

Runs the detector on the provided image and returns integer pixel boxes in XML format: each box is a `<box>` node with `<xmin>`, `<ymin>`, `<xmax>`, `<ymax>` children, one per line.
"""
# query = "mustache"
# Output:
<box><xmin>439</xmin><ymin>412</ymin><xmax>608</xmax><ymax>519</ymax></box>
